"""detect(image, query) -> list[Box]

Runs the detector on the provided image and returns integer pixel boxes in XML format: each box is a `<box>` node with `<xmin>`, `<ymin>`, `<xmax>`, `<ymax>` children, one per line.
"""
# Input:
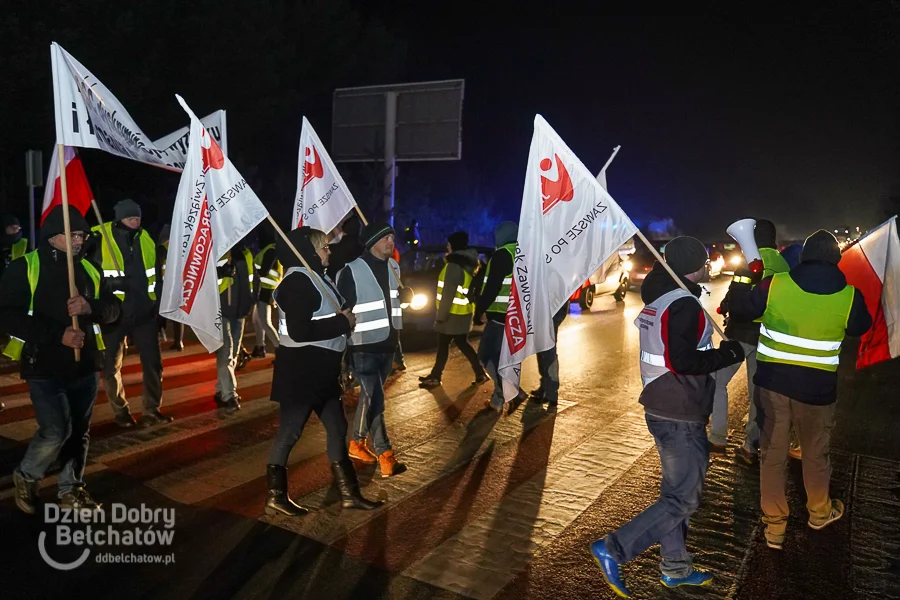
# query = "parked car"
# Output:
<box><xmin>628</xmin><ymin>238</ymin><xmax>669</xmax><ymax>288</ymax></box>
<box><xmin>708</xmin><ymin>240</ymin><xmax>742</xmax><ymax>273</ymax></box>
<box><xmin>398</xmin><ymin>245</ymin><xmax>494</xmax><ymax>331</ymax></box>
<box><xmin>569</xmin><ymin>247</ymin><xmax>632</xmax><ymax>309</ymax></box>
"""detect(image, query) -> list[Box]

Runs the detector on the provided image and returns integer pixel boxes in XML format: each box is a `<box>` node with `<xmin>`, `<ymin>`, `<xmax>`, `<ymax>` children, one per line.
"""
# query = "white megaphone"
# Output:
<box><xmin>726</xmin><ymin>218</ymin><xmax>764</xmax><ymax>275</ymax></box>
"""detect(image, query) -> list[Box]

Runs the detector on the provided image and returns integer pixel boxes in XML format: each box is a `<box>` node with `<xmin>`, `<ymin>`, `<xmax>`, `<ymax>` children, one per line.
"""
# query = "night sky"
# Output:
<box><xmin>359</xmin><ymin>8</ymin><xmax>900</xmax><ymax>240</ymax></box>
<box><xmin>1</xmin><ymin>5</ymin><xmax>898</xmax><ymax>243</ymax></box>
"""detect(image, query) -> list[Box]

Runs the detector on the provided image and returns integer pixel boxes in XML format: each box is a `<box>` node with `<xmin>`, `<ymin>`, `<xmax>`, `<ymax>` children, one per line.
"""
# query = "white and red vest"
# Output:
<box><xmin>635</xmin><ymin>289</ymin><xmax>713</xmax><ymax>387</ymax></box>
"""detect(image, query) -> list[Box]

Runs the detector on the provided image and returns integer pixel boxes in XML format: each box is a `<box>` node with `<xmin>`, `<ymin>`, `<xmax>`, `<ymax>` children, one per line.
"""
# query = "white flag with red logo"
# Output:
<box><xmin>498</xmin><ymin>116</ymin><xmax>638</xmax><ymax>400</ymax></box>
<box><xmin>838</xmin><ymin>216</ymin><xmax>900</xmax><ymax>369</ymax></box>
<box><xmin>159</xmin><ymin>95</ymin><xmax>269</xmax><ymax>352</ymax></box>
<box><xmin>40</xmin><ymin>146</ymin><xmax>94</xmax><ymax>225</ymax></box>
<box><xmin>292</xmin><ymin>117</ymin><xmax>357</xmax><ymax>232</ymax></box>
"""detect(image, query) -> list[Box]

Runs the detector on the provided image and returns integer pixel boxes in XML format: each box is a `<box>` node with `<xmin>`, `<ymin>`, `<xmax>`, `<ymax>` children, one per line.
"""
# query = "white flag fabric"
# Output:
<box><xmin>153</xmin><ymin>110</ymin><xmax>228</xmax><ymax>160</ymax></box>
<box><xmin>499</xmin><ymin>116</ymin><xmax>638</xmax><ymax>400</ymax></box>
<box><xmin>159</xmin><ymin>96</ymin><xmax>269</xmax><ymax>352</ymax></box>
<box><xmin>292</xmin><ymin>117</ymin><xmax>358</xmax><ymax>232</ymax></box>
<box><xmin>50</xmin><ymin>42</ymin><xmax>224</xmax><ymax>171</ymax></box>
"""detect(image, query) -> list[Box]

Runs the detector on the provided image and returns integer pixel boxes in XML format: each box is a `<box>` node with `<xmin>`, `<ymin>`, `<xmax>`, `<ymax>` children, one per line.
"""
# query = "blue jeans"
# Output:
<box><xmin>710</xmin><ymin>341</ymin><xmax>758</xmax><ymax>449</ymax></box>
<box><xmin>536</xmin><ymin>310</ymin><xmax>567</xmax><ymax>402</ymax></box>
<box><xmin>215</xmin><ymin>317</ymin><xmax>246</xmax><ymax>401</ymax></box>
<box><xmin>478</xmin><ymin>320</ymin><xmax>505</xmax><ymax>409</ymax></box>
<box><xmin>17</xmin><ymin>374</ymin><xmax>99</xmax><ymax>496</ymax></box>
<box><xmin>604</xmin><ymin>414</ymin><xmax>709</xmax><ymax>578</ymax></box>
<box><xmin>350</xmin><ymin>352</ymin><xmax>394</xmax><ymax>455</ymax></box>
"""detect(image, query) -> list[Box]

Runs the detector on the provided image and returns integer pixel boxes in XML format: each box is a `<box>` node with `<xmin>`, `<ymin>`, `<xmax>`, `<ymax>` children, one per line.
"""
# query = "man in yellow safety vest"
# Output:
<box><xmin>0</xmin><ymin>205</ymin><xmax>121</xmax><ymax>513</ymax></box>
<box><xmin>92</xmin><ymin>198</ymin><xmax>170</xmax><ymax>428</ymax></box>
<box><xmin>729</xmin><ymin>229</ymin><xmax>872</xmax><ymax>550</ymax></box>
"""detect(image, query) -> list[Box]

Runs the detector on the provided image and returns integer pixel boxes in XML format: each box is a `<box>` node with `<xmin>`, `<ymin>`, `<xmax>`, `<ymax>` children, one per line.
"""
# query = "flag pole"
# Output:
<box><xmin>90</xmin><ymin>200</ymin><xmax>123</xmax><ymax>274</ymax></box>
<box><xmin>267</xmin><ymin>215</ymin><xmax>343</xmax><ymax>312</ymax></box>
<box><xmin>600</xmin><ymin>145</ymin><xmax>621</xmax><ymax>174</ymax></box>
<box><xmin>633</xmin><ymin>229</ymin><xmax>728</xmax><ymax>340</ymax></box>
<box><xmin>353</xmin><ymin>205</ymin><xmax>369</xmax><ymax>227</ymax></box>
<box><xmin>57</xmin><ymin>144</ymin><xmax>82</xmax><ymax>361</ymax></box>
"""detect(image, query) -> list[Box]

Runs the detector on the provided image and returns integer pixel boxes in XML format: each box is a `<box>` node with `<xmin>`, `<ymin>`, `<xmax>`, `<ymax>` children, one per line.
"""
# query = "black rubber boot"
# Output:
<box><xmin>265</xmin><ymin>464</ymin><xmax>308</xmax><ymax>517</ymax></box>
<box><xmin>331</xmin><ymin>459</ymin><xmax>384</xmax><ymax>511</ymax></box>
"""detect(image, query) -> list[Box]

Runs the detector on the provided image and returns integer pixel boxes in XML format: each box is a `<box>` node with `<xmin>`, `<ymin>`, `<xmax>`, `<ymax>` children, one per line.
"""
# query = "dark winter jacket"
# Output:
<box><xmin>271</xmin><ymin>227</ymin><xmax>351</xmax><ymax>404</ymax></box>
<box><xmin>218</xmin><ymin>244</ymin><xmax>256</xmax><ymax>320</ymax></box>
<box><xmin>435</xmin><ymin>247</ymin><xmax>480</xmax><ymax>335</ymax></box>
<box><xmin>256</xmin><ymin>245</ymin><xmax>278</xmax><ymax>305</ymax></box>
<box><xmin>0</xmin><ymin>212</ymin><xmax>121</xmax><ymax>380</ymax></box>
<box><xmin>638</xmin><ymin>263</ymin><xmax>744</xmax><ymax>422</ymax></box>
<box><xmin>337</xmin><ymin>251</ymin><xmax>401</xmax><ymax>355</ymax></box>
<box><xmin>729</xmin><ymin>261</ymin><xmax>872</xmax><ymax>405</ymax></box>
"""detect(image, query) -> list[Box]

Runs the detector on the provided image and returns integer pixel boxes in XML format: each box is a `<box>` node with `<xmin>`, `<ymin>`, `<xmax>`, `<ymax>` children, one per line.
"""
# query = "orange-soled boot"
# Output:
<box><xmin>377</xmin><ymin>449</ymin><xmax>407</xmax><ymax>478</ymax></box>
<box><xmin>349</xmin><ymin>439</ymin><xmax>377</xmax><ymax>464</ymax></box>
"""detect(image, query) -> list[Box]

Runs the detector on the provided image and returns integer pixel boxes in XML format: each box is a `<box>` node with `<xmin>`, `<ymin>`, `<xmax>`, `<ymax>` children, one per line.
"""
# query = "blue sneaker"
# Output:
<box><xmin>660</xmin><ymin>569</ymin><xmax>713</xmax><ymax>588</ymax></box>
<box><xmin>589</xmin><ymin>539</ymin><xmax>631</xmax><ymax>598</ymax></box>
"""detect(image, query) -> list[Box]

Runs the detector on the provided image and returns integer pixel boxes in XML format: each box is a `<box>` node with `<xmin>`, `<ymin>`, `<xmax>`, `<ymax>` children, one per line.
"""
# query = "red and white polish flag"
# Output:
<box><xmin>40</xmin><ymin>146</ymin><xmax>94</xmax><ymax>225</ymax></box>
<box><xmin>838</xmin><ymin>216</ymin><xmax>900</xmax><ymax>368</ymax></box>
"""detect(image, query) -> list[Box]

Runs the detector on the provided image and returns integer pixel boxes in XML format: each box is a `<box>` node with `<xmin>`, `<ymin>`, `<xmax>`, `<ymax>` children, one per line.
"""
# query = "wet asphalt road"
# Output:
<box><xmin>1</xmin><ymin>277</ymin><xmax>899</xmax><ymax>599</ymax></box>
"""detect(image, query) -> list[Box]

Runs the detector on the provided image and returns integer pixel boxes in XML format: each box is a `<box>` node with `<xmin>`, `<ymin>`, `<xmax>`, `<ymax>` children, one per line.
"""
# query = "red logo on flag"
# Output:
<box><xmin>302</xmin><ymin>146</ymin><xmax>324</xmax><ymax>189</ymax></box>
<box><xmin>540</xmin><ymin>154</ymin><xmax>574</xmax><ymax>215</ymax></box>
<box><xmin>180</xmin><ymin>197</ymin><xmax>213</xmax><ymax>314</ymax></box>
<box><xmin>201</xmin><ymin>130</ymin><xmax>225</xmax><ymax>173</ymax></box>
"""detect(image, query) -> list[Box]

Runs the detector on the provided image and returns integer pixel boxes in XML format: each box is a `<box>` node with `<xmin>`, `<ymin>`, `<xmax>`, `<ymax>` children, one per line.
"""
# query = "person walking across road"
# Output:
<box><xmin>529</xmin><ymin>303</ymin><xmax>569</xmax><ymax>407</ymax></box>
<box><xmin>1</xmin><ymin>206</ymin><xmax>121</xmax><ymax>512</ymax></box>
<box><xmin>710</xmin><ymin>219</ymin><xmax>790</xmax><ymax>461</ymax></box>
<box><xmin>590</xmin><ymin>237</ymin><xmax>746</xmax><ymax>596</ymax></box>
<box><xmin>728</xmin><ymin>229</ymin><xmax>871</xmax><ymax>550</ymax></box>
<box><xmin>156</xmin><ymin>223</ymin><xmax>184</xmax><ymax>351</ymax></box>
<box><xmin>266</xmin><ymin>226</ymin><xmax>382</xmax><ymax>516</ymax></box>
<box><xmin>337</xmin><ymin>222</ymin><xmax>413</xmax><ymax>478</ymax></box>
<box><xmin>419</xmin><ymin>231</ymin><xmax>488</xmax><ymax>389</ymax></box>
<box><xmin>93</xmin><ymin>199</ymin><xmax>170</xmax><ymax>428</ymax></box>
<box><xmin>251</xmin><ymin>228</ymin><xmax>281</xmax><ymax>358</ymax></box>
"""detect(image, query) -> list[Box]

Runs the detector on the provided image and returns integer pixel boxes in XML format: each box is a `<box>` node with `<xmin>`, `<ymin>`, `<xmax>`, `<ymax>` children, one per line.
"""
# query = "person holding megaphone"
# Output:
<box><xmin>711</xmin><ymin>219</ymin><xmax>790</xmax><ymax>461</ymax></box>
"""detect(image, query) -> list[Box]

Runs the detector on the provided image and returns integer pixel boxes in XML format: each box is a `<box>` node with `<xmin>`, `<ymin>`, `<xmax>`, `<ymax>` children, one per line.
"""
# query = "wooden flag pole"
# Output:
<box><xmin>90</xmin><ymin>200</ymin><xmax>124</xmax><ymax>274</ymax></box>
<box><xmin>353</xmin><ymin>205</ymin><xmax>369</xmax><ymax>227</ymax></box>
<box><xmin>633</xmin><ymin>229</ymin><xmax>728</xmax><ymax>340</ymax></box>
<box><xmin>57</xmin><ymin>144</ymin><xmax>82</xmax><ymax>361</ymax></box>
<box><xmin>267</xmin><ymin>215</ymin><xmax>343</xmax><ymax>312</ymax></box>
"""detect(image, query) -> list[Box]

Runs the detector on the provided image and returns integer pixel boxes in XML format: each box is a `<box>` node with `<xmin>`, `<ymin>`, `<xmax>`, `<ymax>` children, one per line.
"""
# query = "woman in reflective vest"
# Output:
<box><xmin>266</xmin><ymin>226</ymin><xmax>382</xmax><ymax>516</ymax></box>
<box><xmin>420</xmin><ymin>232</ymin><xmax>487</xmax><ymax>388</ymax></box>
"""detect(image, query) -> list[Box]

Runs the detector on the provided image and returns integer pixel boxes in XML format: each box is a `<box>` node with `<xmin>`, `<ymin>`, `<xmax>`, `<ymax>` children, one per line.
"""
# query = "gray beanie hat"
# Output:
<box><xmin>114</xmin><ymin>198</ymin><xmax>142</xmax><ymax>221</ymax></box>
<box><xmin>664</xmin><ymin>236</ymin><xmax>709</xmax><ymax>276</ymax></box>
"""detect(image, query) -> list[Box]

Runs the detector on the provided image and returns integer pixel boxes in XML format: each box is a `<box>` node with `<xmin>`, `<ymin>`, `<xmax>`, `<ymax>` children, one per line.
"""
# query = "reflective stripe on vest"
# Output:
<box><xmin>92</xmin><ymin>223</ymin><xmax>157</xmax><ymax>301</ymax></box>
<box><xmin>2</xmin><ymin>251</ymin><xmax>105</xmax><ymax>361</ymax></box>
<box><xmin>753</xmin><ymin>247</ymin><xmax>791</xmax><ymax>323</ymax></box>
<box><xmin>217</xmin><ymin>248</ymin><xmax>255</xmax><ymax>295</ymax></box>
<box><xmin>756</xmin><ymin>273</ymin><xmax>853</xmax><ymax>372</ymax></box>
<box><xmin>482</xmin><ymin>242</ymin><xmax>516</xmax><ymax>314</ymax></box>
<box><xmin>254</xmin><ymin>244</ymin><xmax>283</xmax><ymax>290</ymax></box>
<box><xmin>635</xmin><ymin>288</ymin><xmax>713</xmax><ymax>387</ymax></box>
<box><xmin>436</xmin><ymin>264</ymin><xmax>474</xmax><ymax>316</ymax></box>
<box><xmin>342</xmin><ymin>258</ymin><xmax>403</xmax><ymax>346</ymax></box>
<box><xmin>276</xmin><ymin>267</ymin><xmax>346</xmax><ymax>352</ymax></box>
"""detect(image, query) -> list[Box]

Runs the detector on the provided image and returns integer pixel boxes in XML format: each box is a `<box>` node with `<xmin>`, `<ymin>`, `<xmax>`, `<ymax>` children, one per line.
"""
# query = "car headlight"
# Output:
<box><xmin>729</xmin><ymin>256</ymin><xmax>743</xmax><ymax>266</ymax></box>
<box><xmin>622</xmin><ymin>260</ymin><xmax>633</xmax><ymax>272</ymax></box>
<box><xmin>410</xmin><ymin>293</ymin><xmax>428</xmax><ymax>311</ymax></box>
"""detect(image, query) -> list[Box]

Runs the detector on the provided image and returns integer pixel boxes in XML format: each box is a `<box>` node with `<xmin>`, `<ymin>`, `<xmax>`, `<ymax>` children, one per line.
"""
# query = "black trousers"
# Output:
<box><xmin>429</xmin><ymin>333</ymin><xmax>485</xmax><ymax>379</ymax></box>
<box><xmin>269</xmin><ymin>395</ymin><xmax>348</xmax><ymax>466</ymax></box>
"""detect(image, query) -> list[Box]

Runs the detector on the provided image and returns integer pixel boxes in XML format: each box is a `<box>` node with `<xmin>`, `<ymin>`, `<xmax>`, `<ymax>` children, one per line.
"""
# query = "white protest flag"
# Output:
<box><xmin>154</xmin><ymin>110</ymin><xmax>229</xmax><ymax>159</ymax></box>
<box><xmin>499</xmin><ymin>116</ymin><xmax>638</xmax><ymax>401</ymax></box>
<box><xmin>292</xmin><ymin>117</ymin><xmax>358</xmax><ymax>232</ymax></box>
<box><xmin>50</xmin><ymin>42</ymin><xmax>224</xmax><ymax>171</ymax></box>
<box><xmin>160</xmin><ymin>96</ymin><xmax>269</xmax><ymax>352</ymax></box>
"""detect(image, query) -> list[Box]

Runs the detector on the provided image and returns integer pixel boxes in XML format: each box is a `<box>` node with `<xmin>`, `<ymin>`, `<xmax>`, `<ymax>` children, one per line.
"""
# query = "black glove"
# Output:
<box><xmin>734</xmin><ymin>266</ymin><xmax>762</xmax><ymax>286</ymax></box>
<box><xmin>398</xmin><ymin>286</ymin><xmax>414</xmax><ymax>305</ymax></box>
<box><xmin>217</xmin><ymin>264</ymin><xmax>235</xmax><ymax>278</ymax></box>
<box><xmin>107</xmin><ymin>275</ymin><xmax>131</xmax><ymax>293</ymax></box>
<box><xmin>718</xmin><ymin>340</ymin><xmax>746</xmax><ymax>365</ymax></box>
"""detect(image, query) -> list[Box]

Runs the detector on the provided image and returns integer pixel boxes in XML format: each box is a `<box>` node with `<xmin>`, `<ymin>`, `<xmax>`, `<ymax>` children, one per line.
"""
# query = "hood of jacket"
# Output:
<box><xmin>278</xmin><ymin>227</ymin><xmax>324</xmax><ymax>275</ymax></box>
<box><xmin>446</xmin><ymin>247</ymin><xmax>480</xmax><ymax>274</ymax></box>
<box><xmin>640</xmin><ymin>262</ymin><xmax>702</xmax><ymax>304</ymax></box>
